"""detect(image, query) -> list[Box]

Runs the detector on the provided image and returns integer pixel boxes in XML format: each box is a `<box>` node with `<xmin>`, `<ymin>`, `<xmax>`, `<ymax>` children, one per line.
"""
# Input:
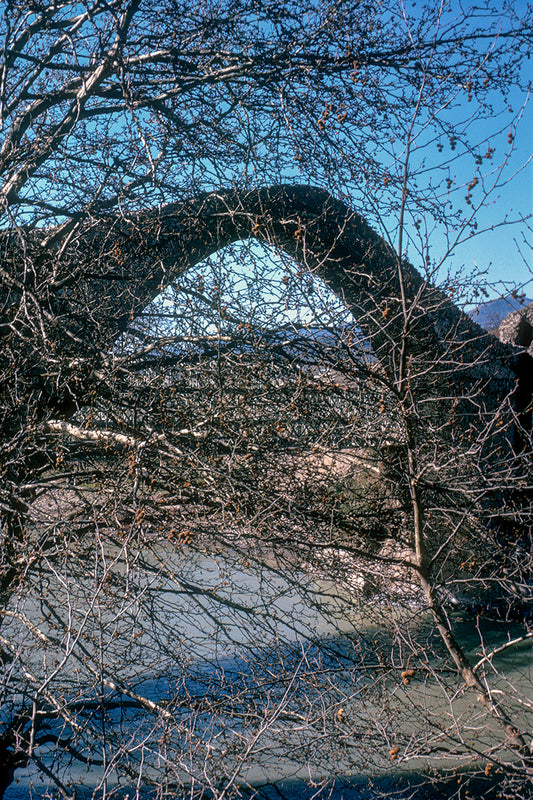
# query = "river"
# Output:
<box><xmin>4</xmin><ymin>546</ymin><xmax>533</xmax><ymax>799</ymax></box>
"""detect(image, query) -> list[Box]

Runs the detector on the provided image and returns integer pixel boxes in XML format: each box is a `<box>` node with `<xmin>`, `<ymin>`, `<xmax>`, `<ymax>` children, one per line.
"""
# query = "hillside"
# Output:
<box><xmin>468</xmin><ymin>293</ymin><xmax>533</xmax><ymax>331</ymax></box>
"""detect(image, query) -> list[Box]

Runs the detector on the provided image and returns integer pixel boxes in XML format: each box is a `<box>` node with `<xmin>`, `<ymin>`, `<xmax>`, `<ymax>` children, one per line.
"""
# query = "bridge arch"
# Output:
<box><xmin>75</xmin><ymin>184</ymin><xmax>518</xmax><ymax>427</ymax></box>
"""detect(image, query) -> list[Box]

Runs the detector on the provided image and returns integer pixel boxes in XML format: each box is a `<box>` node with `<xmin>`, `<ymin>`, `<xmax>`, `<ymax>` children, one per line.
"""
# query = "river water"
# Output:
<box><xmin>4</xmin><ymin>547</ymin><xmax>533</xmax><ymax>799</ymax></box>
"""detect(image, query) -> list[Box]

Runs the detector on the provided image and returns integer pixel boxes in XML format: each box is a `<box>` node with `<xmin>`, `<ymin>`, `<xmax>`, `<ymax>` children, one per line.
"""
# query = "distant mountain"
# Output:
<box><xmin>133</xmin><ymin>323</ymin><xmax>370</xmax><ymax>371</ymax></box>
<box><xmin>468</xmin><ymin>294</ymin><xmax>533</xmax><ymax>332</ymax></box>
<box><xmin>258</xmin><ymin>324</ymin><xmax>370</xmax><ymax>360</ymax></box>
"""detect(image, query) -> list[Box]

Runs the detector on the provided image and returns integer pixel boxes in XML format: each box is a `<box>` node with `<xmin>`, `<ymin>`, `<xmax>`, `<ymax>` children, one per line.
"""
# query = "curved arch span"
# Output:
<box><xmin>41</xmin><ymin>184</ymin><xmax>523</xmax><ymax>426</ymax></box>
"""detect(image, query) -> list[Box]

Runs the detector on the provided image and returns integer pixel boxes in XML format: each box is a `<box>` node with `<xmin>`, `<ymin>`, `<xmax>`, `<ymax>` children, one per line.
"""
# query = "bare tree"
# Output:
<box><xmin>0</xmin><ymin>1</ymin><xmax>532</xmax><ymax>798</ymax></box>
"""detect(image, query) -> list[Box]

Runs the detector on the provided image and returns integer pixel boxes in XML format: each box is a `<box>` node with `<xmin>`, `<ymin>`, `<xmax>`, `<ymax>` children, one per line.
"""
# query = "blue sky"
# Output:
<box><xmin>343</xmin><ymin>2</ymin><xmax>533</xmax><ymax>304</ymax></box>
<box><xmin>442</xmin><ymin>97</ymin><xmax>532</xmax><ymax>298</ymax></box>
<box><xmin>413</xmin><ymin>17</ymin><xmax>533</xmax><ymax>300</ymax></box>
